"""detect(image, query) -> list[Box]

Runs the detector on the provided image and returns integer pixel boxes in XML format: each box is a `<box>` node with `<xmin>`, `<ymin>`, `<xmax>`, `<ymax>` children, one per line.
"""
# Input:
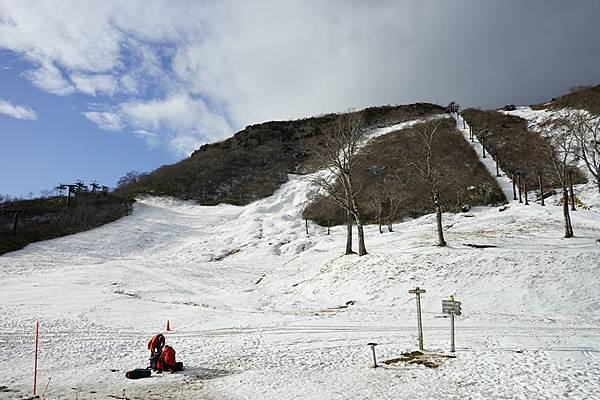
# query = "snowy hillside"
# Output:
<box><xmin>1</xmin><ymin>119</ymin><xmax>600</xmax><ymax>399</ymax></box>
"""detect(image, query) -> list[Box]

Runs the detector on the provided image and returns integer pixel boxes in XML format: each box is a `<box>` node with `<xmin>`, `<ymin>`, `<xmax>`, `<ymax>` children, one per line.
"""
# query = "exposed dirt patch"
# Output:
<box><xmin>383</xmin><ymin>351</ymin><xmax>456</xmax><ymax>369</ymax></box>
<box><xmin>113</xmin><ymin>289</ymin><xmax>140</xmax><ymax>298</ymax></box>
<box><xmin>0</xmin><ymin>386</ymin><xmax>17</xmax><ymax>393</ymax></box>
<box><xmin>209</xmin><ymin>248</ymin><xmax>241</xmax><ymax>262</ymax></box>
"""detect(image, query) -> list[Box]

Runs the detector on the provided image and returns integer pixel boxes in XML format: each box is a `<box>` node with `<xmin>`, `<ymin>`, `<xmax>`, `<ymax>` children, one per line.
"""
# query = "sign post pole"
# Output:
<box><xmin>450</xmin><ymin>313</ymin><xmax>455</xmax><ymax>353</ymax></box>
<box><xmin>442</xmin><ymin>296</ymin><xmax>461</xmax><ymax>353</ymax></box>
<box><xmin>409</xmin><ymin>287</ymin><xmax>426</xmax><ymax>351</ymax></box>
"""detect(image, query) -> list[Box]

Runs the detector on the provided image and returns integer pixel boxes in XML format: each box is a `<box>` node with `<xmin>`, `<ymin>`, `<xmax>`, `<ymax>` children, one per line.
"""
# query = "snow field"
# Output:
<box><xmin>1</xmin><ymin>117</ymin><xmax>599</xmax><ymax>399</ymax></box>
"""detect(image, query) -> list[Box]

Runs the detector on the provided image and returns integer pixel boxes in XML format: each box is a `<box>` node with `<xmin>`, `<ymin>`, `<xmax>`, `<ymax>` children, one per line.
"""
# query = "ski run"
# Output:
<box><xmin>1</xmin><ymin>113</ymin><xmax>600</xmax><ymax>399</ymax></box>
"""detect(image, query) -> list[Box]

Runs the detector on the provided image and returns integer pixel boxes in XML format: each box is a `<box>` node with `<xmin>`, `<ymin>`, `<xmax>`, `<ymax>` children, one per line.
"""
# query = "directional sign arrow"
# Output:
<box><xmin>442</xmin><ymin>300</ymin><xmax>462</xmax><ymax>316</ymax></box>
<box><xmin>409</xmin><ymin>287</ymin><xmax>426</xmax><ymax>294</ymax></box>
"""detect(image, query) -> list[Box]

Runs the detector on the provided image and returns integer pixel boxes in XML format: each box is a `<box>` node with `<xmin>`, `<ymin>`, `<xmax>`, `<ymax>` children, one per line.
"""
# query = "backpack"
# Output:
<box><xmin>125</xmin><ymin>368</ymin><xmax>152</xmax><ymax>379</ymax></box>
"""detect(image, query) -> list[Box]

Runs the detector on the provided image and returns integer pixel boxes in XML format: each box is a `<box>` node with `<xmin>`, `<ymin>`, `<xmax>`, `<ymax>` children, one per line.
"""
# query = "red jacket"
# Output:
<box><xmin>148</xmin><ymin>334</ymin><xmax>165</xmax><ymax>354</ymax></box>
<box><xmin>158</xmin><ymin>345</ymin><xmax>176</xmax><ymax>369</ymax></box>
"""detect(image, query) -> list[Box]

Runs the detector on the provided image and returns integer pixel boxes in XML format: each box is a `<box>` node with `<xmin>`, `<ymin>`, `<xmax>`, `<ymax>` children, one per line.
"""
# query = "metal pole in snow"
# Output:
<box><xmin>33</xmin><ymin>321</ymin><xmax>39</xmax><ymax>396</ymax></box>
<box><xmin>450</xmin><ymin>314</ymin><xmax>455</xmax><ymax>353</ymax></box>
<box><xmin>417</xmin><ymin>292</ymin><xmax>423</xmax><ymax>350</ymax></box>
<box><xmin>367</xmin><ymin>343</ymin><xmax>378</xmax><ymax>368</ymax></box>
<box><xmin>409</xmin><ymin>287</ymin><xmax>426</xmax><ymax>351</ymax></box>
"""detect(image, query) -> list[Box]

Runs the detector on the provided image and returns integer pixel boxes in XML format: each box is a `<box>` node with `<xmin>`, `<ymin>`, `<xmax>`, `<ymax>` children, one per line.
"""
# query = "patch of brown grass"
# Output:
<box><xmin>305</xmin><ymin>118</ymin><xmax>505</xmax><ymax>226</ymax></box>
<box><xmin>532</xmin><ymin>84</ymin><xmax>600</xmax><ymax>115</ymax></box>
<box><xmin>462</xmin><ymin>109</ymin><xmax>586</xmax><ymax>190</ymax></box>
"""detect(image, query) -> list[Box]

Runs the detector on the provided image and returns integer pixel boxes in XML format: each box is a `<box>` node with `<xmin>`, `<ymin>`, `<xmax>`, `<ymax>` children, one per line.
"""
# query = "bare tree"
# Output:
<box><xmin>572</xmin><ymin>110</ymin><xmax>600</xmax><ymax>193</ymax></box>
<box><xmin>39</xmin><ymin>189</ymin><xmax>53</xmax><ymax>198</ymax></box>
<box><xmin>368</xmin><ymin>190</ymin><xmax>385</xmax><ymax>234</ymax></box>
<box><xmin>365</xmin><ymin>164</ymin><xmax>386</xmax><ymax>234</ymax></box>
<box><xmin>384</xmin><ymin>176</ymin><xmax>409</xmax><ymax>232</ymax></box>
<box><xmin>117</xmin><ymin>170</ymin><xmax>145</xmax><ymax>188</ymax></box>
<box><xmin>409</xmin><ymin>120</ymin><xmax>447</xmax><ymax>247</ymax></box>
<box><xmin>310</xmin><ymin>112</ymin><xmax>368</xmax><ymax>256</ymax></box>
<box><xmin>366</xmin><ymin>171</ymin><xmax>409</xmax><ymax>233</ymax></box>
<box><xmin>539</xmin><ymin>114</ymin><xmax>580</xmax><ymax>238</ymax></box>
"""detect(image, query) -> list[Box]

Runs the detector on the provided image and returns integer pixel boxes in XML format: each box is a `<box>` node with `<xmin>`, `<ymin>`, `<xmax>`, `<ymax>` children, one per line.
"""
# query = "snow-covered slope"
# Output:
<box><xmin>1</xmin><ymin>120</ymin><xmax>600</xmax><ymax>399</ymax></box>
<box><xmin>453</xmin><ymin>113</ymin><xmax>514</xmax><ymax>201</ymax></box>
<box><xmin>503</xmin><ymin>106</ymin><xmax>600</xmax><ymax>208</ymax></box>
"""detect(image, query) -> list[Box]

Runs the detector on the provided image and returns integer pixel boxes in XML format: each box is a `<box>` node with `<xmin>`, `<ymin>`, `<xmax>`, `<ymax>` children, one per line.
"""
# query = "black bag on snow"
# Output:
<box><xmin>126</xmin><ymin>368</ymin><xmax>152</xmax><ymax>379</ymax></box>
<box><xmin>173</xmin><ymin>361</ymin><xmax>184</xmax><ymax>372</ymax></box>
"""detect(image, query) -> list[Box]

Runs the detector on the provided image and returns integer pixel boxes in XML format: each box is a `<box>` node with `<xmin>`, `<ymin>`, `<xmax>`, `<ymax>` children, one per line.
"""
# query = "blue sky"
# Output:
<box><xmin>1</xmin><ymin>0</ymin><xmax>599</xmax><ymax>197</ymax></box>
<box><xmin>0</xmin><ymin>51</ymin><xmax>176</xmax><ymax>196</ymax></box>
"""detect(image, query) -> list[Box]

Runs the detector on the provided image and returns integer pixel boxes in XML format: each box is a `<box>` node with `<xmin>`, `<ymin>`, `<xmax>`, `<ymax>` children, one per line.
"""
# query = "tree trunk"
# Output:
<box><xmin>563</xmin><ymin>185</ymin><xmax>574</xmax><ymax>238</ymax></box>
<box><xmin>388</xmin><ymin>199</ymin><xmax>394</xmax><ymax>232</ymax></box>
<box><xmin>12</xmin><ymin>211</ymin><xmax>19</xmax><ymax>236</ymax></box>
<box><xmin>327</xmin><ymin>219</ymin><xmax>330</xmax><ymax>235</ymax></box>
<box><xmin>378</xmin><ymin>209</ymin><xmax>383</xmax><ymax>234</ymax></box>
<box><xmin>538</xmin><ymin>174</ymin><xmax>545</xmax><ymax>206</ymax></box>
<box><xmin>356</xmin><ymin>220</ymin><xmax>368</xmax><ymax>256</ymax></box>
<box><xmin>345</xmin><ymin>210</ymin><xmax>354</xmax><ymax>254</ymax></box>
<box><xmin>434</xmin><ymin>191</ymin><xmax>447</xmax><ymax>247</ymax></box>
<box><xmin>569</xmin><ymin>171</ymin><xmax>576</xmax><ymax>211</ymax></box>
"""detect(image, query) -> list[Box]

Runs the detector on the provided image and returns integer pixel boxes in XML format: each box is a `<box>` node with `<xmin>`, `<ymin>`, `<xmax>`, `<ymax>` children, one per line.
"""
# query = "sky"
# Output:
<box><xmin>1</xmin><ymin>0</ymin><xmax>599</xmax><ymax>197</ymax></box>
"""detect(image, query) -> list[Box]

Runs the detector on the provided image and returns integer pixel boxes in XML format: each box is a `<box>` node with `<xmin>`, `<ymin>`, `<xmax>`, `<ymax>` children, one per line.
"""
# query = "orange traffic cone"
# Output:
<box><xmin>166</xmin><ymin>320</ymin><xmax>171</xmax><ymax>331</ymax></box>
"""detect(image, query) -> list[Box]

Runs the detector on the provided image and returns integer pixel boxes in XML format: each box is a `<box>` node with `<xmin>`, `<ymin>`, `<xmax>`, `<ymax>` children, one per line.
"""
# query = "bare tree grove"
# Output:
<box><xmin>410</xmin><ymin>119</ymin><xmax>448</xmax><ymax>247</ymax></box>
<box><xmin>539</xmin><ymin>114</ymin><xmax>580</xmax><ymax>238</ymax></box>
<box><xmin>310</xmin><ymin>112</ymin><xmax>369</xmax><ymax>256</ymax></box>
<box><xmin>572</xmin><ymin>110</ymin><xmax>600</xmax><ymax>193</ymax></box>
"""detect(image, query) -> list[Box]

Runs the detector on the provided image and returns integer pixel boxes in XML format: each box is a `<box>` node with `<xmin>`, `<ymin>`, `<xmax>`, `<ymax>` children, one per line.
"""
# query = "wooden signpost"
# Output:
<box><xmin>442</xmin><ymin>296</ymin><xmax>462</xmax><ymax>352</ymax></box>
<box><xmin>409</xmin><ymin>287</ymin><xmax>426</xmax><ymax>351</ymax></box>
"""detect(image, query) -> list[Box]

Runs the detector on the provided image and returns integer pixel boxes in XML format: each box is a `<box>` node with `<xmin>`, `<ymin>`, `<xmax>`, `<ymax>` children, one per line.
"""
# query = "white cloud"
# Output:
<box><xmin>22</xmin><ymin>62</ymin><xmax>75</xmax><ymax>95</ymax></box>
<box><xmin>0</xmin><ymin>99</ymin><xmax>37</xmax><ymax>120</ymax></box>
<box><xmin>120</xmin><ymin>93</ymin><xmax>232</xmax><ymax>155</ymax></box>
<box><xmin>0</xmin><ymin>1</ymin><xmax>123</xmax><ymax>72</ymax></box>
<box><xmin>133</xmin><ymin>129</ymin><xmax>160</xmax><ymax>148</ymax></box>
<box><xmin>71</xmin><ymin>73</ymin><xmax>118</xmax><ymax>96</ymax></box>
<box><xmin>82</xmin><ymin>111</ymin><xmax>124</xmax><ymax>131</ymax></box>
<box><xmin>1</xmin><ymin>0</ymin><xmax>599</xmax><ymax>156</ymax></box>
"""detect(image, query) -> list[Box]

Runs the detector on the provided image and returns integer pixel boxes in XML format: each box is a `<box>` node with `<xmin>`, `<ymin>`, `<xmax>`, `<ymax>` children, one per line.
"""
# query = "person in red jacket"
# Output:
<box><xmin>147</xmin><ymin>334</ymin><xmax>165</xmax><ymax>371</ymax></box>
<box><xmin>156</xmin><ymin>345</ymin><xmax>183</xmax><ymax>372</ymax></box>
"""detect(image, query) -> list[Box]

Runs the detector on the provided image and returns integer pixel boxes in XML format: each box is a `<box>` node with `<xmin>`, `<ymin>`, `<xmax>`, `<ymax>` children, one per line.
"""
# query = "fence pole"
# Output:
<box><xmin>33</xmin><ymin>321</ymin><xmax>39</xmax><ymax>396</ymax></box>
